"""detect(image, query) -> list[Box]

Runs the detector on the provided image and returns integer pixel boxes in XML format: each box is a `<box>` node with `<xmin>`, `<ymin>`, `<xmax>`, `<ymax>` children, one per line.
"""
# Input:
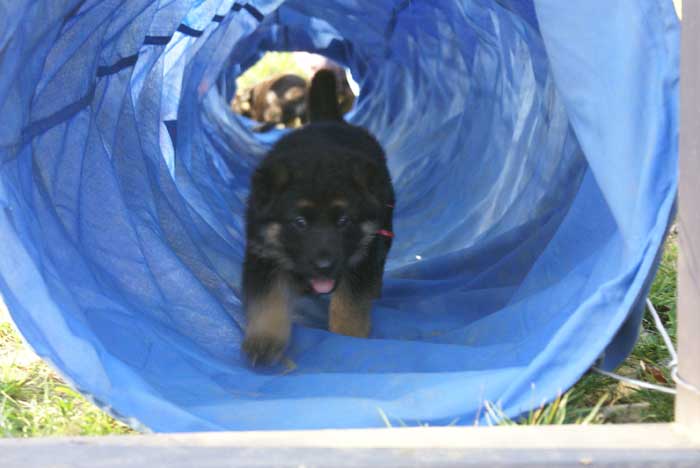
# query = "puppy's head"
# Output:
<box><xmin>248</xmin><ymin>155</ymin><xmax>382</xmax><ymax>294</ymax></box>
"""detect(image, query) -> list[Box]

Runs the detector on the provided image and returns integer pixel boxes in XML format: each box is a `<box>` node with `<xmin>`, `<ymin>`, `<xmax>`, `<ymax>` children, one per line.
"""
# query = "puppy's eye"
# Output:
<box><xmin>292</xmin><ymin>216</ymin><xmax>308</xmax><ymax>230</ymax></box>
<box><xmin>336</xmin><ymin>215</ymin><xmax>351</xmax><ymax>228</ymax></box>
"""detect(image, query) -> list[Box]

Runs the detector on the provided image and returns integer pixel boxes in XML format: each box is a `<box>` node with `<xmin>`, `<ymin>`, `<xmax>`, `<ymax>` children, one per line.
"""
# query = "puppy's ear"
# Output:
<box><xmin>251</xmin><ymin>162</ymin><xmax>290</xmax><ymax>214</ymax></box>
<box><xmin>351</xmin><ymin>159</ymin><xmax>380</xmax><ymax>193</ymax></box>
<box><xmin>254</xmin><ymin>161</ymin><xmax>289</xmax><ymax>193</ymax></box>
<box><xmin>351</xmin><ymin>159</ymin><xmax>383</xmax><ymax>211</ymax></box>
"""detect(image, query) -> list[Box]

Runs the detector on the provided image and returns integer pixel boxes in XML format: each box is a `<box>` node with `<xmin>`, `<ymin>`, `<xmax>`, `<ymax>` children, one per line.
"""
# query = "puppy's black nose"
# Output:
<box><xmin>314</xmin><ymin>257</ymin><xmax>335</xmax><ymax>273</ymax></box>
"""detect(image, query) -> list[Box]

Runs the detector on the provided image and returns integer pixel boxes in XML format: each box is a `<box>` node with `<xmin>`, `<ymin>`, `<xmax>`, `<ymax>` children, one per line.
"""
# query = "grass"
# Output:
<box><xmin>484</xmin><ymin>391</ymin><xmax>610</xmax><ymax>426</ymax></box>
<box><xmin>0</xmin><ymin>321</ymin><xmax>133</xmax><ymax>437</ymax></box>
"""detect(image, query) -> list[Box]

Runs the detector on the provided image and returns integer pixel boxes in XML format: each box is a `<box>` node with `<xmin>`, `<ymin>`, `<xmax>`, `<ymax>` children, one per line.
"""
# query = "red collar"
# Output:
<box><xmin>378</xmin><ymin>204</ymin><xmax>395</xmax><ymax>238</ymax></box>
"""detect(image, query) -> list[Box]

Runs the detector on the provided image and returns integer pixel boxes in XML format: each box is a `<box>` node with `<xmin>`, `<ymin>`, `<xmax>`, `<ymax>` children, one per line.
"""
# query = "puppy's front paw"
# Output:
<box><xmin>243</xmin><ymin>333</ymin><xmax>287</xmax><ymax>366</ymax></box>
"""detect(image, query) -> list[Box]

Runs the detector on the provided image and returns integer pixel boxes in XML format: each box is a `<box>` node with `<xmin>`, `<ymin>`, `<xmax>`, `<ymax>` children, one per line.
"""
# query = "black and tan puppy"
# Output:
<box><xmin>242</xmin><ymin>69</ymin><xmax>394</xmax><ymax>365</ymax></box>
<box><xmin>231</xmin><ymin>73</ymin><xmax>308</xmax><ymax>132</ymax></box>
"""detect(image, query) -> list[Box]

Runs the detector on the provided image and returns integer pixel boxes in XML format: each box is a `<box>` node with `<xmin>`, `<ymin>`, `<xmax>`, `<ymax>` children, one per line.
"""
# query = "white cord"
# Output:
<box><xmin>645</xmin><ymin>298</ymin><xmax>700</xmax><ymax>396</ymax></box>
<box><xmin>671</xmin><ymin>366</ymin><xmax>700</xmax><ymax>396</ymax></box>
<box><xmin>592</xmin><ymin>298</ymin><xmax>679</xmax><ymax>395</ymax></box>
<box><xmin>645</xmin><ymin>298</ymin><xmax>679</xmax><ymax>365</ymax></box>
<box><xmin>592</xmin><ymin>366</ymin><xmax>677</xmax><ymax>395</ymax></box>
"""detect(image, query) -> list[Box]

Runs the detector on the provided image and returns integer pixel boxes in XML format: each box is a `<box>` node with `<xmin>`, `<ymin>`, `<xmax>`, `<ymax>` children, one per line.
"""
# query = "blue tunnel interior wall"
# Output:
<box><xmin>0</xmin><ymin>0</ymin><xmax>679</xmax><ymax>431</ymax></box>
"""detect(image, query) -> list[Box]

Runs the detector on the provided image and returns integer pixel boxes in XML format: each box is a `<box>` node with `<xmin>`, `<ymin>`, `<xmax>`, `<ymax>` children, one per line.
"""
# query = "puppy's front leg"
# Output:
<box><xmin>243</xmin><ymin>271</ymin><xmax>293</xmax><ymax>366</ymax></box>
<box><xmin>330</xmin><ymin>235</ymin><xmax>389</xmax><ymax>338</ymax></box>
<box><xmin>329</xmin><ymin>278</ymin><xmax>372</xmax><ymax>338</ymax></box>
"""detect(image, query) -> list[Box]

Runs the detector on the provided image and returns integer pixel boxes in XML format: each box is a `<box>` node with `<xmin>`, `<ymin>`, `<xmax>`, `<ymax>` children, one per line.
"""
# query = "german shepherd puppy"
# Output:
<box><xmin>231</xmin><ymin>73</ymin><xmax>308</xmax><ymax>132</ymax></box>
<box><xmin>242</xmin><ymin>69</ymin><xmax>395</xmax><ymax>365</ymax></box>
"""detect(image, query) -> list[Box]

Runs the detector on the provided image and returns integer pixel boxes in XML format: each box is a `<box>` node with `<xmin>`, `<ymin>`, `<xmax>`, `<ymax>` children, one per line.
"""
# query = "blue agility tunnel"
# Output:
<box><xmin>0</xmin><ymin>0</ymin><xmax>679</xmax><ymax>431</ymax></box>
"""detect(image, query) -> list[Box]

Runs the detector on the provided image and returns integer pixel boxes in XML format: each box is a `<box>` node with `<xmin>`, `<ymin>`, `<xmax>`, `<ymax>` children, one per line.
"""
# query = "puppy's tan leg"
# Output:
<box><xmin>329</xmin><ymin>280</ymin><xmax>372</xmax><ymax>338</ymax></box>
<box><xmin>243</xmin><ymin>277</ymin><xmax>292</xmax><ymax>365</ymax></box>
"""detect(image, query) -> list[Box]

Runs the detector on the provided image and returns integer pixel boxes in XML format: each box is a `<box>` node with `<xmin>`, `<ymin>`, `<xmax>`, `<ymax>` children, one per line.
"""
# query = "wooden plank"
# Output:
<box><xmin>676</xmin><ymin>0</ymin><xmax>700</xmax><ymax>434</ymax></box>
<box><xmin>1</xmin><ymin>425</ymin><xmax>699</xmax><ymax>467</ymax></box>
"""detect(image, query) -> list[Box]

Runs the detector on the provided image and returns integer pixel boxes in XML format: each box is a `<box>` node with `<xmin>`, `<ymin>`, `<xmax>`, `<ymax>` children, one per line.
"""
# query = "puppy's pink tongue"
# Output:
<box><xmin>310</xmin><ymin>278</ymin><xmax>335</xmax><ymax>294</ymax></box>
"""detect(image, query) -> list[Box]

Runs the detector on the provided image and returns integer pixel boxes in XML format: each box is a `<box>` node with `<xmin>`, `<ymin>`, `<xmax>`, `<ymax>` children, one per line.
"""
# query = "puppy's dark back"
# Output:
<box><xmin>272</xmin><ymin>123</ymin><xmax>385</xmax><ymax>163</ymax></box>
<box><xmin>248</xmin><ymin>67</ymin><xmax>393</xmax><ymax>229</ymax></box>
<box><xmin>267</xmin><ymin>68</ymin><xmax>392</xmax><ymax>207</ymax></box>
